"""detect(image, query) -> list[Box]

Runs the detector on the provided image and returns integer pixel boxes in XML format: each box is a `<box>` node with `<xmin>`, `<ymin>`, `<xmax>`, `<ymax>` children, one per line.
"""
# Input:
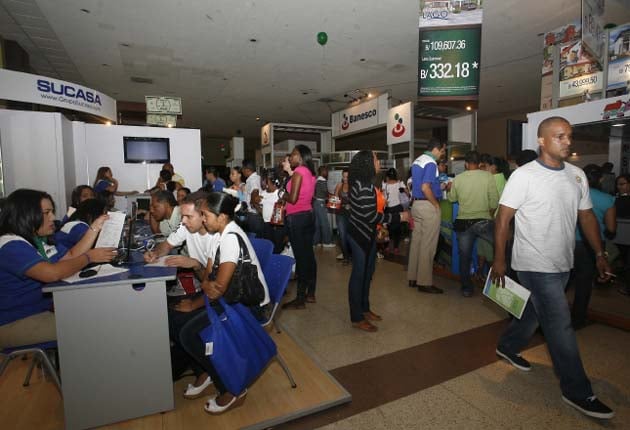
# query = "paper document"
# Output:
<box><xmin>144</xmin><ymin>255</ymin><xmax>173</xmax><ymax>267</ymax></box>
<box><xmin>62</xmin><ymin>264</ymin><xmax>129</xmax><ymax>283</ymax></box>
<box><xmin>483</xmin><ymin>270</ymin><xmax>531</xmax><ymax>319</ymax></box>
<box><xmin>95</xmin><ymin>211</ymin><xmax>126</xmax><ymax>248</ymax></box>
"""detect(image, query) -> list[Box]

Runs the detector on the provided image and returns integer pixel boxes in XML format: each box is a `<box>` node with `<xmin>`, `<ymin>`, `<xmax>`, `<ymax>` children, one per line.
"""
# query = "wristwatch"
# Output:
<box><xmin>595</xmin><ymin>251</ymin><xmax>609</xmax><ymax>259</ymax></box>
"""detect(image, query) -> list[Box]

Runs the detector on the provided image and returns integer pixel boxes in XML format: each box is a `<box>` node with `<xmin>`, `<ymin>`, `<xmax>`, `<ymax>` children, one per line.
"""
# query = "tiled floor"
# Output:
<box><xmin>279</xmin><ymin>247</ymin><xmax>630</xmax><ymax>429</ymax></box>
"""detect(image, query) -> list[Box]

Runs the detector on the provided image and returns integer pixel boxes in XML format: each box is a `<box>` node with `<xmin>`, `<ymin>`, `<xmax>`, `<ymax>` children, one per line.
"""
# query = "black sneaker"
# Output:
<box><xmin>562</xmin><ymin>395</ymin><xmax>615</xmax><ymax>419</ymax></box>
<box><xmin>495</xmin><ymin>347</ymin><xmax>531</xmax><ymax>371</ymax></box>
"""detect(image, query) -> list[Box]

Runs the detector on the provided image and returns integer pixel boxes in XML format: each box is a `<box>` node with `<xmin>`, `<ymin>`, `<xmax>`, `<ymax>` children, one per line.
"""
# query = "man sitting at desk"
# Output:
<box><xmin>148</xmin><ymin>190</ymin><xmax>182</xmax><ymax>237</ymax></box>
<box><xmin>143</xmin><ymin>191</ymin><xmax>219</xmax><ymax>393</ymax></box>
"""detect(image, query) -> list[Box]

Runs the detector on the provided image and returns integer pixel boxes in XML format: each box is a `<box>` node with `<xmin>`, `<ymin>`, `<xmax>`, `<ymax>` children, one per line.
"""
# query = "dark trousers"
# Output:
<box><xmin>179</xmin><ymin>311</ymin><xmax>228</xmax><ymax>394</ymax></box>
<box><xmin>571</xmin><ymin>240</ymin><xmax>595</xmax><ymax>325</ymax></box>
<box><xmin>168</xmin><ymin>306</ymin><xmax>206</xmax><ymax>380</ymax></box>
<box><xmin>246</xmin><ymin>212</ymin><xmax>265</xmax><ymax>238</ymax></box>
<box><xmin>336</xmin><ymin>213</ymin><xmax>351</xmax><ymax>260</ymax></box>
<box><xmin>285</xmin><ymin>210</ymin><xmax>317</xmax><ymax>300</ymax></box>
<box><xmin>347</xmin><ymin>235</ymin><xmax>377</xmax><ymax>322</ymax></box>
<box><xmin>385</xmin><ymin>204</ymin><xmax>403</xmax><ymax>249</ymax></box>
<box><xmin>263</xmin><ymin>222</ymin><xmax>286</xmax><ymax>254</ymax></box>
<box><xmin>498</xmin><ymin>271</ymin><xmax>593</xmax><ymax>400</ymax></box>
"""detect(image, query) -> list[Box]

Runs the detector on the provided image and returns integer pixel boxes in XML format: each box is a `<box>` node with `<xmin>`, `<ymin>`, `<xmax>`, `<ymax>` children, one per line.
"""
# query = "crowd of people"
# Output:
<box><xmin>1</xmin><ymin>118</ymin><xmax>626</xmax><ymax>419</ymax></box>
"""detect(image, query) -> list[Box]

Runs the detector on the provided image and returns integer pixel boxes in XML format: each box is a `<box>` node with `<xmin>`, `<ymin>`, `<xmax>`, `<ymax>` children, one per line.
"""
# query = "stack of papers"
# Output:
<box><xmin>482</xmin><ymin>270</ymin><xmax>531</xmax><ymax>319</ymax></box>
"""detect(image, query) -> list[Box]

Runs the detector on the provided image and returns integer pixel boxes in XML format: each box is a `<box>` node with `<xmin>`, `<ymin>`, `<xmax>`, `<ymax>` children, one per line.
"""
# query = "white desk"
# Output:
<box><xmin>44</xmin><ymin>264</ymin><xmax>176</xmax><ymax>430</ymax></box>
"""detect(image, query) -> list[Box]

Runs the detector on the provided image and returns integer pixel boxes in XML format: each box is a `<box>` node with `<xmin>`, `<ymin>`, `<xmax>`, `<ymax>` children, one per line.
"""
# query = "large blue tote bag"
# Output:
<box><xmin>198</xmin><ymin>297</ymin><xmax>277</xmax><ymax>394</ymax></box>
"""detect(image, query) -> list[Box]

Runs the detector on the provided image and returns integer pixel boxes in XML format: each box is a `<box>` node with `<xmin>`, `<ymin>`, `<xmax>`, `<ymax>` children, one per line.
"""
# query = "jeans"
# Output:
<box><xmin>336</xmin><ymin>213</ymin><xmax>351</xmax><ymax>260</ymax></box>
<box><xmin>497</xmin><ymin>271</ymin><xmax>593</xmax><ymax>400</ymax></box>
<box><xmin>286</xmin><ymin>210</ymin><xmax>317</xmax><ymax>300</ymax></box>
<box><xmin>347</xmin><ymin>235</ymin><xmax>377</xmax><ymax>322</ymax></box>
<box><xmin>313</xmin><ymin>199</ymin><xmax>332</xmax><ymax>245</ymax></box>
<box><xmin>571</xmin><ymin>241</ymin><xmax>595</xmax><ymax>326</ymax></box>
<box><xmin>456</xmin><ymin>219</ymin><xmax>494</xmax><ymax>293</ymax></box>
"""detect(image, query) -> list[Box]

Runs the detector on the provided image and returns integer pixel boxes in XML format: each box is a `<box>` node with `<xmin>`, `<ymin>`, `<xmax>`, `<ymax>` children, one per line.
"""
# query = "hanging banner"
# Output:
<box><xmin>418</xmin><ymin>26</ymin><xmax>481</xmax><ymax>98</ymax></box>
<box><xmin>0</xmin><ymin>69</ymin><xmax>117</xmax><ymax>121</ymax></box>
<box><xmin>581</xmin><ymin>0</ymin><xmax>606</xmax><ymax>65</ymax></box>
<box><xmin>419</xmin><ymin>1</ymin><xmax>483</xmax><ymax>28</ymax></box>
<box><xmin>607</xmin><ymin>23</ymin><xmax>630</xmax><ymax>92</ymax></box>
<box><xmin>145</xmin><ymin>96</ymin><xmax>182</xmax><ymax>115</ymax></box>
<box><xmin>260</xmin><ymin>123</ymin><xmax>271</xmax><ymax>146</ymax></box>
<box><xmin>387</xmin><ymin>102</ymin><xmax>413</xmax><ymax>145</ymax></box>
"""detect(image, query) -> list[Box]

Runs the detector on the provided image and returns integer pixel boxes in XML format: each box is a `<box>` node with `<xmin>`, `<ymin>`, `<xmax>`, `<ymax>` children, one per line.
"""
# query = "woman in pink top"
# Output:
<box><xmin>281</xmin><ymin>145</ymin><xmax>317</xmax><ymax>309</ymax></box>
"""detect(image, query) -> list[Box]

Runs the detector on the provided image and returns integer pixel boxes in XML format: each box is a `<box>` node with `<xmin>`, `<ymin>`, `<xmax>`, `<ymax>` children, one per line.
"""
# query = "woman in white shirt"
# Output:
<box><xmin>382</xmin><ymin>168</ymin><xmax>408</xmax><ymax>254</ymax></box>
<box><xmin>178</xmin><ymin>192</ymin><xmax>269</xmax><ymax>415</ymax></box>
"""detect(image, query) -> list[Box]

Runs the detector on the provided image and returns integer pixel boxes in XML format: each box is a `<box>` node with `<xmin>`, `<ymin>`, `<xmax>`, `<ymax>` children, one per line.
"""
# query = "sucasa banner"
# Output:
<box><xmin>331</xmin><ymin>94</ymin><xmax>389</xmax><ymax>137</ymax></box>
<box><xmin>0</xmin><ymin>69</ymin><xmax>117</xmax><ymax>122</ymax></box>
<box><xmin>387</xmin><ymin>102</ymin><xmax>413</xmax><ymax>145</ymax></box>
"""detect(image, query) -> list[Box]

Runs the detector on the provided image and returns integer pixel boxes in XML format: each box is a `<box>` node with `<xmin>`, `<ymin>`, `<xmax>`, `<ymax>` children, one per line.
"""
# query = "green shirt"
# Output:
<box><xmin>448</xmin><ymin>169</ymin><xmax>499</xmax><ymax>219</ymax></box>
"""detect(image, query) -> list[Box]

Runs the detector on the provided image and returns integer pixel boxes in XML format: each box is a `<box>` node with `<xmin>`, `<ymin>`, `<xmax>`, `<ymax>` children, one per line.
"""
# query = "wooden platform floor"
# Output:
<box><xmin>0</xmin><ymin>328</ymin><xmax>350</xmax><ymax>430</ymax></box>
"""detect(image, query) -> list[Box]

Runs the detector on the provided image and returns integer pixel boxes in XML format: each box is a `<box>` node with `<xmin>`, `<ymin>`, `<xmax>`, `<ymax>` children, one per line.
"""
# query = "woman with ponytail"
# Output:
<box><xmin>280</xmin><ymin>145</ymin><xmax>318</xmax><ymax>309</ymax></box>
<box><xmin>178</xmin><ymin>192</ymin><xmax>270</xmax><ymax>414</ymax></box>
<box><xmin>347</xmin><ymin>151</ymin><xmax>408</xmax><ymax>332</ymax></box>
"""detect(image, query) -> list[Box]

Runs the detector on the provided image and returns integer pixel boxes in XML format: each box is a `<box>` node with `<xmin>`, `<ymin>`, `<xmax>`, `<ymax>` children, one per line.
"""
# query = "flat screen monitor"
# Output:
<box><xmin>123</xmin><ymin>137</ymin><xmax>170</xmax><ymax>164</ymax></box>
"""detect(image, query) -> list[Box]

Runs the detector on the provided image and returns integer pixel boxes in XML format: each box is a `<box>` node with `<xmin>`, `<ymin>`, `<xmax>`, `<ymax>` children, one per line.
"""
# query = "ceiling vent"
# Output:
<box><xmin>130</xmin><ymin>76</ymin><xmax>153</xmax><ymax>84</ymax></box>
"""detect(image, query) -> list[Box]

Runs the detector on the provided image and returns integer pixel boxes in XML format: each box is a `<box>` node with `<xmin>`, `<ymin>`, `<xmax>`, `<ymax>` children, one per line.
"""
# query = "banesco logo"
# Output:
<box><xmin>392</xmin><ymin>113</ymin><xmax>406</xmax><ymax>138</ymax></box>
<box><xmin>341</xmin><ymin>113</ymin><xmax>350</xmax><ymax>130</ymax></box>
<box><xmin>37</xmin><ymin>80</ymin><xmax>102</xmax><ymax>106</ymax></box>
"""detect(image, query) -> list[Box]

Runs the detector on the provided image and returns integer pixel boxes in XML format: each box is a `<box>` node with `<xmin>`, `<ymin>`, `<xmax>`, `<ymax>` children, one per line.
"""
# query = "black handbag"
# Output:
<box><xmin>212</xmin><ymin>232</ymin><xmax>265</xmax><ymax>306</ymax></box>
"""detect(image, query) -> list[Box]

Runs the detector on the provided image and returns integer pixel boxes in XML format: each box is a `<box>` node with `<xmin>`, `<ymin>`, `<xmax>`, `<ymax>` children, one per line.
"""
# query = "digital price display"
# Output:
<box><xmin>418</xmin><ymin>26</ymin><xmax>481</xmax><ymax>98</ymax></box>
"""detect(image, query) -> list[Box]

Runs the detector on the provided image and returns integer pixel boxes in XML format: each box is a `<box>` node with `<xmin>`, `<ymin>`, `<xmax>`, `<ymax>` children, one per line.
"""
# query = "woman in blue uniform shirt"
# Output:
<box><xmin>0</xmin><ymin>189</ymin><xmax>117</xmax><ymax>349</ymax></box>
<box><xmin>55</xmin><ymin>198</ymin><xmax>107</xmax><ymax>249</ymax></box>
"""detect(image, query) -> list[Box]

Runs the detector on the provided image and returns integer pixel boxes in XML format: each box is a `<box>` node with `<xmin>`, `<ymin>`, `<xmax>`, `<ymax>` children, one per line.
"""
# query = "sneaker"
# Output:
<box><xmin>322</xmin><ymin>243</ymin><xmax>336</xmax><ymax>248</ymax></box>
<box><xmin>561</xmin><ymin>395</ymin><xmax>614</xmax><ymax>419</ymax></box>
<box><xmin>495</xmin><ymin>347</ymin><xmax>531</xmax><ymax>371</ymax></box>
<box><xmin>336</xmin><ymin>253</ymin><xmax>344</xmax><ymax>260</ymax></box>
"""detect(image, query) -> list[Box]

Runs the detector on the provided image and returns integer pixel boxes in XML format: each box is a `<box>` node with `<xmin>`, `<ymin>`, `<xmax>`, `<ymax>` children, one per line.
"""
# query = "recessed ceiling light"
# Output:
<box><xmin>167</xmin><ymin>124</ymin><xmax>173</xmax><ymax>128</ymax></box>
<box><xmin>105</xmin><ymin>121</ymin><xmax>111</xmax><ymax>126</ymax></box>
<box><xmin>571</xmin><ymin>152</ymin><xmax>578</xmax><ymax>156</ymax></box>
<box><xmin>255</xmin><ymin>117</ymin><xmax>260</xmax><ymax>121</ymax></box>
<box><xmin>367</xmin><ymin>93</ymin><xmax>373</xmax><ymax>98</ymax></box>
<box><xmin>80</xmin><ymin>8</ymin><xmax>90</xmax><ymax>14</ymax></box>
<box><xmin>612</xmin><ymin>123</ymin><xmax>625</xmax><ymax>127</ymax></box>
<box><xmin>466</xmin><ymin>106</ymin><xmax>472</xmax><ymax>111</ymax></box>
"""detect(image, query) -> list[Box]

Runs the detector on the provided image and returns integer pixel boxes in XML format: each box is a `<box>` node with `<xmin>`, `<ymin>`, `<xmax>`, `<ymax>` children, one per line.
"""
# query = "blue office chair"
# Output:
<box><xmin>0</xmin><ymin>341</ymin><xmax>61</xmax><ymax>393</ymax></box>
<box><xmin>246</xmin><ymin>232</ymin><xmax>256</xmax><ymax>240</ymax></box>
<box><xmin>261</xmin><ymin>254</ymin><xmax>297</xmax><ymax>388</ymax></box>
<box><xmin>251</xmin><ymin>238</ymin><xmax>273</xmax><ymax>270</ymax></box>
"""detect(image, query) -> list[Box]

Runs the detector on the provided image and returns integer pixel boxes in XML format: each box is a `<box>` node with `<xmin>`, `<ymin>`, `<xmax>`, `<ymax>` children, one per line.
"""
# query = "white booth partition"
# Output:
<box><xmin>0</xmin><ymin>110</ymin><xmax>202</xmax><ymax>212</ymax></box>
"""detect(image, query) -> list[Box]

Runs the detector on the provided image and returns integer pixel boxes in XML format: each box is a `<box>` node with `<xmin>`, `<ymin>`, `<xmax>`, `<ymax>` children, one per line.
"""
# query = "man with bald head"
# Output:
<box><xmin>491</xmin><ymin>116</ymin><xmax>614</xmax><ymax>419</ymax></box>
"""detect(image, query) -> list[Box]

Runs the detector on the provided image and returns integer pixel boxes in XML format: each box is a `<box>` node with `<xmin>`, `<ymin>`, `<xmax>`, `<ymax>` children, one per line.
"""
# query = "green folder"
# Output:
<box><xmin>483</xmin><ymin>270</ymin><xmax>531</xmax><ymax>319</ymax></box>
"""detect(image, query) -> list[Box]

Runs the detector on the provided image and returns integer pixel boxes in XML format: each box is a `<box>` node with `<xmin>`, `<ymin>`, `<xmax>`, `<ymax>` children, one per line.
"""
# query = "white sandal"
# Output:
<box><xmin>183</xmin><ymin>376</ymin><xmax>213</xmax><ymax>399</ymax></box>
<box><xmin>204</xmin><ymin>389</ymin><xmax>247</xmax><ymax>414</ymax></box>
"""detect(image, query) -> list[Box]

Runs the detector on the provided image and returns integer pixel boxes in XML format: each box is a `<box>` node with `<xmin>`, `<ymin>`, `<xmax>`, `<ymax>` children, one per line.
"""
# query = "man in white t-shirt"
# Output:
<box><xmin>491</xmin><ymin>116</ymin><xmax>614</xmax><ymax>420</ymax></box>
<box><xmin>242</xmin><ymin>159</ymin><xmax>265</xmax><ymax>237</ymax></box>
<box><xmin>144</xmin><ymin>191</ymin><xmax>219</xmax><ymax>292</ymax></box>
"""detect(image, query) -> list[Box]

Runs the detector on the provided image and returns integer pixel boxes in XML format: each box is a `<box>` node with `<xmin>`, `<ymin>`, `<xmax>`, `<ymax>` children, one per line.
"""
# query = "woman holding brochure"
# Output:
<box><xmin>0</xmin><ymin>189</ymin><xmax>117</xmax><ymax>349</ymax></box>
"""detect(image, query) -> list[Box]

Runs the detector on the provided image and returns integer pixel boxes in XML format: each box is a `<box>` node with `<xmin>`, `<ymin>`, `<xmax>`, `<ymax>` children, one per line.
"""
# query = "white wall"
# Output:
<box><xmin>72</xmin><ymin>123</ymin><xmax>202</xmax><ymax>193</ymax></box>
<box><xmin>0</xmin><ymin>110</ymin><xmax>69</xmax><ymax>210</ymax></box>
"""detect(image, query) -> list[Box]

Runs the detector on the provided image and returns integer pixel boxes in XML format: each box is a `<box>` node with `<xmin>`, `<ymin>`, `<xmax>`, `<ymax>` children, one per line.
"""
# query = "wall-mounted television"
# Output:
<box><xmin>123</xmin><ymin>137</ymin><xmax>170</xmax><ymax>163</ymax></box>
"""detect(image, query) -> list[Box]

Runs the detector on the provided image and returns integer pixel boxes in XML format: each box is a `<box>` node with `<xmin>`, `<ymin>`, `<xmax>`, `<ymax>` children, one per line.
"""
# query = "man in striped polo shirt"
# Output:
<box><xmin>408</xmin><ymin>138</ymin><xmax>446</xmax><ymax>294</ymax></box>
